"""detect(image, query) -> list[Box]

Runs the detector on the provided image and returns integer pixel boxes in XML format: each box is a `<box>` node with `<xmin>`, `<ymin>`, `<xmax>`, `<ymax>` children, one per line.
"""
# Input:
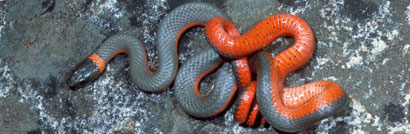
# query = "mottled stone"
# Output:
<box><xmin>0</xmin><ymin>0</ymin><xmax>409</xmax><ymax>133</ymax></box>
<box><xmin>383</xmin><ymin>103</ymin><xmax>405</xmax><ymax>123</ymax></box>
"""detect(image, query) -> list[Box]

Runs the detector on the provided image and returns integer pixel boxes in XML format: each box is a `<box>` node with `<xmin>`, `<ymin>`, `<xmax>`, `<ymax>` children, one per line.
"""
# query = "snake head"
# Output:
<box><xmin>67</xmin><ymin>58</ymin><xmax>103</xmax><ymax>90</ymax></box>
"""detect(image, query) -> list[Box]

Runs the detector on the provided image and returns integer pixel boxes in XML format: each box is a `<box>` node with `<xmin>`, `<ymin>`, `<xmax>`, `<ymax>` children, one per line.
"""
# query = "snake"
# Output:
<box><xmin>67</xmin><ymin>2</ymin><xmax>228</xmax><ymax>92</ymax></box>
<box><xmin>255</xmin><ymin>50</ymin><xmax>349</xmax><ymax>132</ymax></box>
<box><xmin>205</xmin><ymin>14</ymin><xmax>349</xmax><ymax>132</ymax></box>
<box><xmin>67</xmin><ymin>2</ymin><xmax>348</xmax><ymax>133</ymax></box>
<box><xmin>68</xmin><ymin>1</ymin><xmax>238</xmax><ymax>119</ymax></box>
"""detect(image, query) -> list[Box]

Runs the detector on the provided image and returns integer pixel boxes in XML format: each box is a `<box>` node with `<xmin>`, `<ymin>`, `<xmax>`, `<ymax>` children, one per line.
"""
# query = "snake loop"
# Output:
<box><xmin>68</xmin><ymin>2</ymin><xmax>348</xmax><ymax>133</ymax></box>
<box><xmin>205</xmin><ymin>14</ymin><xmax>349</xmax><ymax>132</ymax></box>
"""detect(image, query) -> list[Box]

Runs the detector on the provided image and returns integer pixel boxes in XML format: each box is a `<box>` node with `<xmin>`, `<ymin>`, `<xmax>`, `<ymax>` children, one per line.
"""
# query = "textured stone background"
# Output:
<box><xmin>0</xmin><ymin>0</ymin><xmax>409</xmax><ymax>133</ymax></box>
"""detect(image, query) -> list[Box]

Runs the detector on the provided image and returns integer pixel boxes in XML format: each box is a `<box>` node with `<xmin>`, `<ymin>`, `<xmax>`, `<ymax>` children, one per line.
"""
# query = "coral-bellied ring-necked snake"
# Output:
<box><xmin>67</xmin><ymin>2</ymin><xmax>348</xmax><ymax>133</ymax></box>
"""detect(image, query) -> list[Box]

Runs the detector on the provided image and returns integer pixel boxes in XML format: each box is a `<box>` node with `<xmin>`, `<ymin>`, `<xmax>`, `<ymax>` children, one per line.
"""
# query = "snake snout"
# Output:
<box><xmin>67</xmin><ymin>59</ymin><xmax>102</xmax><ymax>90</ymax></box>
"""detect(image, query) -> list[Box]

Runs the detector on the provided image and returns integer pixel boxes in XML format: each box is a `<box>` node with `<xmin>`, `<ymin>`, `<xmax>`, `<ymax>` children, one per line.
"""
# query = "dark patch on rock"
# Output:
<box><xmin>81</xmin><ymin>0</ymin><xmax>93</xmax><ymax>12</ymax></box>
<box><xmin>32</xmin><ymin>78</ymin><xmax>42</xmax><ymax>89</ymax></box>
<box><xmin>42</xmin><ymin>127</ymin><xmax>55</xmax><ymax>134</ymax></box>
<box><xmin>110</xmin><ymin>55</ymin><xmax>131</xmax><ymax>80</ymax></box>
<box><xmin>329</xmin><ymin>121</ymin><xmax>349</xmax><ymax>134</ymax></box>
<box><xmin>0</xmin><ymin>0</ymin><xmax>6</xmax><ymax>5</ymax></box>
<box><xmin>26</xmin><ymin>128</ymin><xmax>41</xmax><ymax>134</ymax></box>
<box><xmin>206</xmin><ymin>113</ymin><xmax>227</xmax><ymax>125</ymax></box>
<box><xmin>121</xmin><ymin>0</ymin><xmax>146</xmax><ymax>27</ymax></box>
<box><xmin>278</xmin><ymin>0</ymin><xmax>295</xmax><ymax>6</ymax></box>
<box><xmin>369</xmin><ymin>32</ymin><xmax>378</xmax><ymax>39</ymax></box>
<box><xmin>380</xmin><ymin>36</ymin><xmax>388</xmax><ymax>41</ymax></box>
<box><xmin>407</xmin><ymin>104</ymin><xmax>410</xmax><ymax>121</ymax></box>
<box><xmin>42</xmin><ymin>76</ymin><xmax>58</xmax><ymax>99</ymax></box>
<box><xmin>298</xmin><ymin>125</ymin><xmax>316</xmax><ymax>134</ymax></box>
<box><xmin>128</xmin><ymin>15</ymin><xmax>141</xmax><ymax>27</ymax></box>
<box><xmin>168</xmin><ymin>0</ymin><xmax>190</xmax><ymax>10</ymax></box>
<box><xmin>343</xmin><ymin>0</ymin><xmax>377</xmax><ymax>22</ymax></box>
<box><xmin>383</xmin><ymin>103</ymin><xmax>405</xmax><ymax>123</ymax></box>
<box><xmin>63</xmin><ymin>100</ymin><xmax>76</xmax><ymax>117</ymax></box>
<box><xmin>101</xmin><ymin>20</ymin><xmax>120</xmax><ymax>37</ymax></box>
<box><xmin>41</xmin><ymin>0</ymin><xmax>55</xmax><ymax>15</ymax></box>
<box><xmin>278</xmin><ymin>0</ymin><xmax>306</xmax><ymax>7</ymax></box>
<box><xmin>41</xmin><ymin>0</ymin><xmax>51</xmax><ymax>8</ymax></box>
<box><xmin>122</xmin><ymin>0</ymin><xmax>146</xmax><ymax>12</ymax></box>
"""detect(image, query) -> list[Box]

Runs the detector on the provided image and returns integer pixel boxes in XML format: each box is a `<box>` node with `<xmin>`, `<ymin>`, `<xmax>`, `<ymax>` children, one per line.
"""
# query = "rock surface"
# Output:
<box><xmin>0</xmin><ymin>0</ymin><xmax>409</xmax><ymax>133</ymax></box>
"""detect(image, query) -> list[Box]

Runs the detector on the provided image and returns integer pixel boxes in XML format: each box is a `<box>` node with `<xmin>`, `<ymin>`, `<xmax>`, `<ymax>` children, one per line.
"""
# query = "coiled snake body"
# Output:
<box><xmin>68</xmin><ymin>2</ymin><xmax>348</xmax><ymax>133</ymax></box>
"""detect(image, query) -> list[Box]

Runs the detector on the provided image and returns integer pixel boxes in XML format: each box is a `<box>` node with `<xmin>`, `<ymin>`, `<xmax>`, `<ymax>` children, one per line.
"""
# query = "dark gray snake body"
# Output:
<box><xmin>174</xmin><ymin>48</ymin><xmax>237</xmax><ymax>118</ymax></box>
<box><xmin>93</xmin><ymin>2</ymin><xmax>229</xmax><ymax>92</ymax></box>
<box><xmin>68</xmin><ymin>2</ymin><xmax>237</xmax><ymax>119</ymax></box>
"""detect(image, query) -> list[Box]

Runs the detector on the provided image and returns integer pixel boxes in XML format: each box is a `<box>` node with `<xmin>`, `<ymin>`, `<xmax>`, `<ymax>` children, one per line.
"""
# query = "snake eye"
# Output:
<box><xmin>67</xmin><ymin>59</ymin><xmax>102</xmax><ymax>90</ymax></box>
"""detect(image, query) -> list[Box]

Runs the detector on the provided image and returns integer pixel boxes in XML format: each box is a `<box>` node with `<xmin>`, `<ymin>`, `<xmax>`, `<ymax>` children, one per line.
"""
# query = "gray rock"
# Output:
<box><xmin>0</xmin><ymin>0</ymin><xmax>409</xmax><ymax>133</ymax></box>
